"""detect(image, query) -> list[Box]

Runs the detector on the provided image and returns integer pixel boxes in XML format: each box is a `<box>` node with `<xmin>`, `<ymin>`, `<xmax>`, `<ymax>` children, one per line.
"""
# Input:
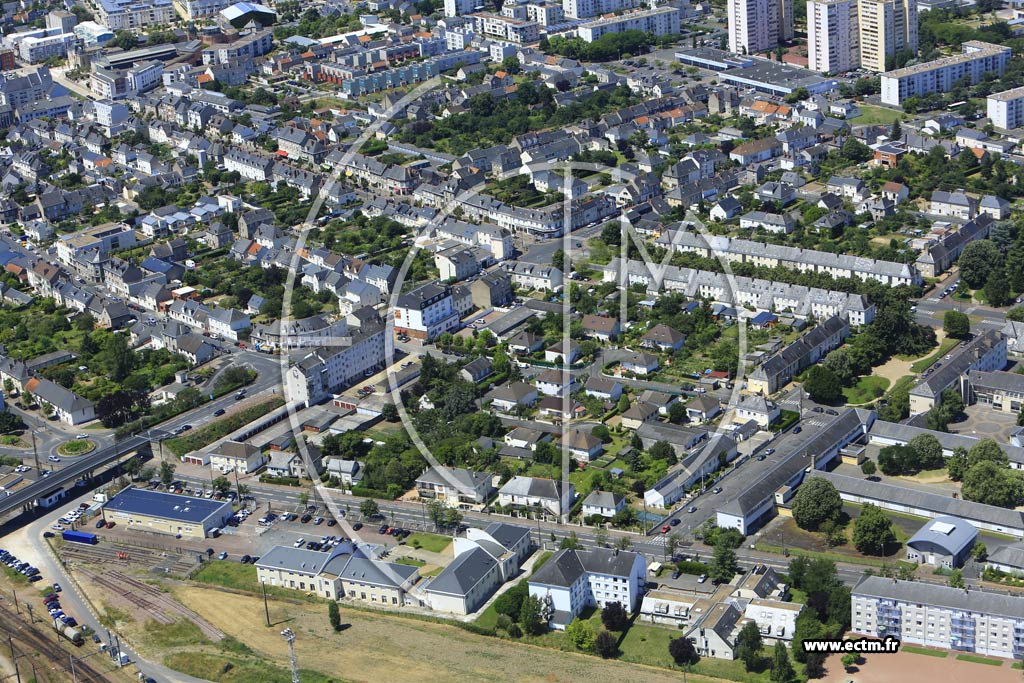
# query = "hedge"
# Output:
<box><xmin>676</xmin><ymin>560</ymin><xmax>709</xmax><ymax>575</ymax></box>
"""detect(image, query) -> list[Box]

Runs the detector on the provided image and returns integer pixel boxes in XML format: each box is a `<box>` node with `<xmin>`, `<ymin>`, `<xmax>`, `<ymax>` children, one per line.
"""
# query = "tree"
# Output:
<box><xmin>616</xmin><ymin>394</ymin><xmax>630</xmax><ymax>412</ymax></box>
<box><xmin>360</xmin><ymin>498</ymin><xmax>380</xmax><ymax>518</ymax></box>
<box><xmin>594</xmin><ymin>629</ymin><xmax>617</xmax><ymax>658</ymax></box>
<box><xmin>123</xmin><ymin>457</ymin><xmax>143</xmax><ymax>481</ymax></box>
<box><xmin>601</xmin><ymin>601</ymin><xmax>629</xmax><ymax>632</ymax></box>
<box><xmin>963</xmin><ymin>545</ymin><xmax>985</xmax><ymax>568</ymax></box>
<box><xmin>852</xmin><ymin>503</ymin><xmax>896</xmax><ymax>555</ymax></box>
<box><xmin>841</xmin><ymin>653</ymin><xmax>857</xmax><ymax>671</ymax></box>
<box><xmin>840</xmin><ymin>137</ymin><xmax>872</xmax><ymax>163</ymax></box>
<box><xmin>958</xmin><ymin>240</ymin><xmax>1001</xmax><ymax>288</ymax></box>
<box><xmin>735</xmin><ymin>621</ymin><xmax>763</xmax><ymax>672</ymax></box>
<box><xmin>770</xmin><ymin>641</ymin><xmax>794</xmax><ymax>683</ymax></box>
<box><xmin>560</xmin><ymin>531</ymin><xmax>581</xmax><ymax>549</ymax></box>
<box><xmin>668</xmin><ymin>402</ymin><xmax>688</xmax><ymax>424</ymax></box>
<box><xmin>159</xmin><ymin>461</ymin><xmax>176</xmax><ymax>486</ymax></box>
<box><xmin>2</xmin><ymin>379</ymin><xmax>13</xmax><ymax>397</ymax></box>
<box><xmin>943</xmin><ymin>310</ymin><xmax>970</xmax><ymax>338</ymax></box>
<box><xmin>962</xmin><ymin>461</ymin><xmax>1023</xmax><ymax>508</ymax></box>
<box><xmin>969</xmin><ymin>438</ymin><xmax>1008</xmax><ymax>468</ymax></box>
<box><xmin>803</xmin><ymin>365</ymin><xmax>842</xmax><ymax>404</ymax></box>
<box><xmin>212</xmin><ymin>476</ymin><xmax>232</xmax><ymax>494</ymax></box>
<box><xmin>948</xmin><ymin>568</ymin><xmax>965</xmax><ymax>588</ymax></box>
<box><xmin>709</xmin><ymin>538</ymin><xmax>738</xmax><ymax>583</ymax></box>
<box><xmin>649</xmin><ymin>441</ymin><xmax>675</xmax><ymax>463</ymax></box>
<box><xmin>565</xmin><ymin>618</ymin><xmax>596</xmax><ymax>650</ymax></box>
<box><xmin>947</xmin><ymin>447</ymin><xmax>969</xmax><ymax>481</ymax></box>
<box><xmin>890</xmin><ymin>118</ymin><xmax>902</xmax><ymax>140</ymax></box>
<box><xmin>908</xmin><ymin>433</ymin><xmax>944</xmax><ymax>470</ymax></box>
<box><xmin>791</xmin><ymin>478</ymin><xmax>842</xmax><ymax>531</ymax></box>
<box><xmin>861</xmin><ymin>460</ymin><xmax>877</xmax><ymax>477</ymax></box>
<box><xmin>669</xmin><ymin>636</ymin><xmax>698</xmax><ymax>666</ymax></box>
<box><xmin>298</xmin><ymin>491</ymin><xmax>310</xmax><ymax>507</ymax></box>
<box><xmin>492</xmin><ymin>582</ymin><xmax>527</xmax><ymax>618</ymax></box>
<box><xmin>519</xmin><ymin>595</ymin><xmax>545</xmax><ymax>636</ymax></box>
<box><xmin>328</xmin><ymin>601</ymin><xmax>341</xmax><ymax>631</ymax></box>
<box><xmin>985</xmin><ymin>268</ymin><xmax>1011</xmax><ymax>308</ymax></box>
<box><xmin>381</xmin><ymin>403</ymin><xmax>399</xmax><ymax>422</ymax></box>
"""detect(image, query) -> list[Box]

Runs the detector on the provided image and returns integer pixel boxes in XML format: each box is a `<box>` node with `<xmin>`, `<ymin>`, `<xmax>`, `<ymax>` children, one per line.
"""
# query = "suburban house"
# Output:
<box><xmin>496</xmin><ymin>476</ymin><xmax>574</xmax><ymax>517</ymax></box>
<box><xmin>415</xmin><ymin>466</ymin><xmax>494</xmax><ymax>507</ymax></box>
<box><xmin>580</xmin><ymin>315</ymin><xmax>620</xmax><ymax>342</ymax></box>
<box><xmin>581</xmin><ymin>491</ymin><xmax>626</xmax><ymax>518</ymax></box>
<box><xmin>209</xmin><ymin>440</ymin><xmax>265</xmax><ymax>475</ymax></box>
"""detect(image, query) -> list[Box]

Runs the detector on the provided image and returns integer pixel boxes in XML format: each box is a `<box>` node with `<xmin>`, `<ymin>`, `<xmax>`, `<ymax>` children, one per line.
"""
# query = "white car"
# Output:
<box><xmin>293</xmin><ymin>538</ymin><xmax>305</xmax><ymax>548</ymax></box>
<box><xmin>51</xmin><ymin>524</ymin><xmax>64</xmax><ymax>530</ymax></box>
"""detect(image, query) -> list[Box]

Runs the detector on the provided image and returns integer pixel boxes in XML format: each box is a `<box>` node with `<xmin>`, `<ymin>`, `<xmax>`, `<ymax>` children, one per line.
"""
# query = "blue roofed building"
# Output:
<box><xmin>100</xmin><ymin>485</ymin><xmax>233</xmax><ymax>538</ymax></box>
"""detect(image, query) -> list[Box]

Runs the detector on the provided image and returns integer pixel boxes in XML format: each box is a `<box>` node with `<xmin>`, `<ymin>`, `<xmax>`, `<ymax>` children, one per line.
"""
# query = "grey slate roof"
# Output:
<box><xmin>808</xmin><ymin>470</ymin><xmax>1024</xmax><ymax>531</ymax></box>
<box><xmin>530</xmin><ymin>548</ymin><xmax>640</xmax><ymax>588</ymax></box>
<box><xmin>906</xmin><ymin>516</ymin><xmax>978</xmax><ymax>557</ymax></box>
<box><xmin>424</xmin><ymin>546</ymin><xmax>498</xmax><ymax>597</ymax></box>
<box><xmin>854</xmin><ymin>574</ymin><xmax>1024</xmax><ymax>620</ymax></box>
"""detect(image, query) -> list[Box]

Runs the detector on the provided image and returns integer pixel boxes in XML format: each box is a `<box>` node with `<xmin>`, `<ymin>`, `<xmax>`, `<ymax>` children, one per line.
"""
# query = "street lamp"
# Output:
<box><xmin>280</xmin><ymin>628</ymin><xmax>300</xmax><ymax>683</ymax></box>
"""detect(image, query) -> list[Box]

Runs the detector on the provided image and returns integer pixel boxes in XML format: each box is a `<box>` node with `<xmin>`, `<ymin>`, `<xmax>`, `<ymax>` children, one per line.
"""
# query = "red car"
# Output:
<box><xmin>661</xmin><ymin>525</ymin><xmax>671</xmax><ymax>533</ymax></box>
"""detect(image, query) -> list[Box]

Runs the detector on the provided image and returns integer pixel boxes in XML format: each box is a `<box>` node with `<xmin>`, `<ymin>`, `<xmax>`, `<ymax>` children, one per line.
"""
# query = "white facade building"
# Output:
<box><xmin>807</xmin><ymin>0</ymin><xmax>859</xmax><ymax>73</ymax></box>
<box><xmin>528</xmin><ymin>548</ymin><xmax>646</xmax><ymax>629</ymax></box>
<box><xmin>988</xmin><ymin>86</ymin><xmax>1024</xmax><ymax>130</ymax></box>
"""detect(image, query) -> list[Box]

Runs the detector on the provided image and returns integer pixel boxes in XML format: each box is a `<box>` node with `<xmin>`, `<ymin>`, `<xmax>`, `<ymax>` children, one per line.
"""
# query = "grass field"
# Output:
<box><xmin>843</xmin><ymin>376</ymin><xmax>889</xmax><ymax>404</ymax></box>
<box><xmin>404</xmin><ymin>533</ymin><xmax>451</xmax><ymax>553</ymax></box>
<box><xmin>903</xmin><ymin>645</ymin><xmax>948</xmax><ymax>657</ymax></box>
<box><xmin>175</xmin><ymin>586</ymin><xmax>716</xmax><ymax>683</ymax></box>
<box><xmin>852</xmin><ymin>103</ymin><xmax>903</xmax><ymax>126</ymax></box>
<box><xmin>955</xmin><ymin>654</ymin><xmax>1004</xmax><ymax>666</ymax></box>
<box><xmin>910</xmin><ymin>338</ymin><xmax>960</xmax><ymax>374</ymax></box>
<box><xmin>192</xmin><ymin>561</ymin><xmax>321</xmax><ymax>602</ymax></box>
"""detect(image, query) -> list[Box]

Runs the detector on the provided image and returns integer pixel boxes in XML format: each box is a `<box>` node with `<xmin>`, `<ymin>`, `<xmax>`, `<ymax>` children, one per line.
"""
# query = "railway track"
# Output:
<box><xmin>0</xmin><ymin>593</ymin><xmax>111</xmax><ymax>683</ymax></box>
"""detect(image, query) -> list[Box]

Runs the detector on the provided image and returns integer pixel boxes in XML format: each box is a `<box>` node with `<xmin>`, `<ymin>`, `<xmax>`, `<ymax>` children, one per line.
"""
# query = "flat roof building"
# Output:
<box><xmin>881</xmin><ymin>41</ymin><xmax>1012</xmax><ymax>106</ymax></box>
<box><xmin>101</xmin><ymin>485</ymin><xmax>233</xmax><ymax>538</ymax></box>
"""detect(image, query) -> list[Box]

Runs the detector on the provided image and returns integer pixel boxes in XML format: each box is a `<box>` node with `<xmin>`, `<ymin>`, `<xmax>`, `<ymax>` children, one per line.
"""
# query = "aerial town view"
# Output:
<box><xmin>5</xmin><ymin>0</ymin><xmax>1024</xmax><ymax>681</ymax></box>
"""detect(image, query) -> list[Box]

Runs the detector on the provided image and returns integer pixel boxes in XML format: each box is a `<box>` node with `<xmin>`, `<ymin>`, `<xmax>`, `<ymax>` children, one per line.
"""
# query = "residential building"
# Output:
<box><xmin>497</xmin><ymin>476</ymin><xmax>574</xmax><ymax>517</ymax></box>
<box><xmin>423</xmin><ymin>524</ymin><xmax>532</xmax><ymax>614</ymax></box>
<box><xmin>857</xmin><ymin>0</ymin><xmax>917</xmax><ymax>73</ymax></box>
<box><xmin>209</xmin><ymin>440</ymin><xmax>265</xmax><ymax>475</ymax></box>
<box><xmin>734</xmin><ymin>395</ymin><xmax>780</xmax><ymax>427</ymax></box>
<box><xmin>987</xmin><ymin>86</ymin><xmax>1024</xmax><ymax>130</ymax></box>
<box><xmin>727</xmin><ymin>0</ymin><xmax>794</xmax><ymax>55</ymax></box>
<box><xmin>284</xmin><ymin>321</ymin><xmax>386</xmax><ymax>404</ymax></box>
<box><xmin>470</xmin><ymin>13</ymin><xmax>540</xmax><ymax>43</ymax></box>
<box><xmin>908</xmin><ymin>329</ymin><xmax>1006</xmax><ymax>414</ymax></box>
<box><xmin>528</xmin><ymin>547</ymin><xmax>646</xmax><ymax>629</ymax></box>
<box><xmin>964</xmin><ymin>370</ymin><xmax>1024</xmax><ymax>414</ymax></box>
<box><xmin>581</xmin><ymin>491</ymin><xmax>626</xmax><ymax>518</ymax></box>
<box><xmin>23</xmin><ymin>376</ymin><xmax>94</xmax><ymax>425</ymax></box>
<box><xmin>577</xmin><ymin>7</ymin><xmax>680</xmax><ymax>43</ymax></box>
<box><xmin>257</xmin><ymin>544</ymin><xmax>418</xmax><ymax>606</ymax></box>
<box><xmin>880</xmin><ymin>42</ymin><xmax>1011</xmax><ymax>107</ymax></box>
<box><xmin>93</xmin><ymin>0</ymin><xmax>176</xmax><ymax>29</ymax></box>
<box><xmin>415</xmin><ymin>466</ymin><xmax>494</xmax><ymax>507</ymax></box>
<box><xmin>747</xmin><ymin>316</ymin><xmax>851</xmax><ymax>395</ymax></box>
<box><xmin>851</xmin><ymin>574</ymin><xmax>1024</xmax><ymax>657</ymax></box>
<box><xmin>807</xmin><ymin>0</ymin><xmax>859</xmax><ymax>74</ymax></box>
<box><xmin>394</xmin><ymin>282</ymin><xmax>460</xmax><ymax>341</ymax></box>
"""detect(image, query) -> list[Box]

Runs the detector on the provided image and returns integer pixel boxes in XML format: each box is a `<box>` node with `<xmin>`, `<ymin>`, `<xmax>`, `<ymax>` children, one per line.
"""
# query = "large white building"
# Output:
<box><xmin>988</xmin><ymin>86</ymin><xmax>1024</xmax><ymax>130</ymax></box>
<box><xmin>852</xmin><ymin>575</ymin><xmax>1024</xmax><ymax>658</ymax></box>
<box><xmin>881</xmin><ymin>41</ymin><xmax>1012</xmax><ymax>106</ymax></box>
<box><xmin>393</xmin><ymin>282</ymin><xmax>461</xmax><ymax>341</ymax></box>
<box><xmin>807</xmin><ymin>0</ymin><xmax>859</xmax><ymax>73</ymax></box>
<box><xmin>858</xmin><ymin>0</ymin><xmax>917</xmax><ymax>72</ymax></box>
<box><xmin>285</xmin><ymin>320</ymin><xmax>386</xmax><ymax>405</ymax></box>
<box><xmin>563</xmin><ymin>0</ymin><xmax>640</xmax><ymax>18</ymax></box>
<box><xmin>727</xmin><ymin>0</ymin><xmax>794</xmax><ymax>55</ymax></box>
<box><xmin>93</xmin><ymin>0</ymin><xmax>176</xmax><ymax>29</ymax></box>
<box><xmin>528</xmin><ymin>548</ymin><xmax>646</xmax><ymax>630</ymax></box>
<box><xmin>91</xmin><ymin>61</ymin><xmax>163</xmax><ymax>99</ymax></box>
<box><xmin>470</xmin><ymin>13</ymin><xmax>540</xmax><ymax>43</ymax></box>
<box><xmin>577</xmin><ymin>7</ymin><xmax>680</xmax><ymax>42</ymax></box>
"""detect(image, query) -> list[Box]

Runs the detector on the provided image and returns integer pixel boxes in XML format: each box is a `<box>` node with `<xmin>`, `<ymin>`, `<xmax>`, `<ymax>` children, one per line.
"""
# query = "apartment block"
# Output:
<box><xmin>852</xmin><ymin>575</ymin><xmax>1024</xmax><ymax>658</ymax></box>
<box><xmin>858</xmin><ymin>0</ymin><xmax>917</xmax><ymax>72</ymax></box>
<box><xmin>881</xmin><ymin>41</ymin><xmax>1011</xmax><ymax>106</ymax></box>
<box><xmin>807</xmin><ymin>0</ymin><xmax>859</xmax><ymax>73</ymax></box>
<box><xmin>284</xmin><ymin>320</ymin><xmax>386</xmax><ymax>404</ymax></box>
<box><xmin>988</xmin><ymin>86</ymin><xmax>1024</xmax><ymax>130</ymax></box>
<box><xmin>90</xmin><ymin>61</ymin><xmax>163</xmax><ymax>99</ymax></box>
<box><xmin>577</xmin><ymin>7</ymin><xmax>680</xmax><ymax>42</ymax></box>
<box><xmin>470</xmin><ymin>13</ymin><xmax>540</xmax><ymax>43</ymax></box>
<box><xmin>93</xmin><ymin>0</ymin><xmax>176</xmax><ymax>29</ymax></box>
<box><xmin>728</xmin><ymin>0</ymin><xmax>794</xmax><ymax>55</ymax></box>
<box><xmin>563</xmin><ymin>0</ymin><xmax>640</xmax><ymax>18</ymax></box>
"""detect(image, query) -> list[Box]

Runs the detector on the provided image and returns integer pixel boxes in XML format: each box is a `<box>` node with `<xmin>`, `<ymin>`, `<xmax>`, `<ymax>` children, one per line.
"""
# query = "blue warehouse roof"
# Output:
<box><xmin>103</xmin><ymin>486</ymin><xmax>232</xmax><ymax>524</ymax></box>
<box><xmin>906</xmin><ymin>515</ymin><xmax>978</xmax><ymax>557</ymax></box>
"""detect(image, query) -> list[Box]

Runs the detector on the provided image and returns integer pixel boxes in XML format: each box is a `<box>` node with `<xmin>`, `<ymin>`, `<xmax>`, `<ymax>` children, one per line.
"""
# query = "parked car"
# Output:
<box><xmin>687</xmin><ymin>506</ymin><xmax>697</xmax><ymax>513</ymax></box>
<box><xmin>213</xmin><ymin>409</ymin><xmax>225</xmax><ymax>416</ymax></box>
<box><xmin>661</xmin><ymin>525</ymin><xmax>670</xmax><ymax>533</ymax></box>
<box><xmin>670</xmin><ymin>519</ymin><xmax>680</xmax><ymax>526</ymax></box>
<box><xmin>217</xmin><ymin>552</ymin><xmax>228</xmax><ymax>560</ymax></box>
<box><xmin>697</xmin><ymin>574</ymin><xmax>708</xmax><ymax>583</ymax></box>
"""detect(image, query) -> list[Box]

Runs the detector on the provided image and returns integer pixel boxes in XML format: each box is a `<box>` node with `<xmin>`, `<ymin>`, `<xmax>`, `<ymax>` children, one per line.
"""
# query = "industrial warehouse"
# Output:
<box><xmin>100</xmin><ymin>486</ymin><xmax>233</xmax><ymax>539</ymax></box>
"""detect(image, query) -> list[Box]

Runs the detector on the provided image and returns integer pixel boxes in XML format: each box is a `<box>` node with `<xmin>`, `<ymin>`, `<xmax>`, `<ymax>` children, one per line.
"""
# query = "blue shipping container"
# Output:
<box><xmin>61</xmin><ymin>530</ymin><xmax>98</xmax><ymax>545</ymax></box>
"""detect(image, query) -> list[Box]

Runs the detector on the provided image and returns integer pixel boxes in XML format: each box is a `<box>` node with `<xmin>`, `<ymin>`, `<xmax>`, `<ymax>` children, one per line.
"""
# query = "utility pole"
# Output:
<box><xmin>30</xmin><ymin>431</ymin><xmax>40</xmax><ymax>476</ymax></box>
<box><xmin>69</xmin><ymin>654</ymin><xmax>78</xmax><ymax>683</ymax></box>
<box><xmin>11</xmin><ymin>590</ymin><xmax>18</xmax><ymax>614</ymax></box>
<box><xmin>262</xmin><ymin>581</ymin><xmax>270</xmax><ymax>627</ymax></box>
<box><xmin>8</xmin><ymin>634</ymin><xmax>21</xmax><ymax>683</ymax></box>
<box><xmin>281</xmin><ymin>628</ymin><xmax>300</xmax><ymax>683</ymax></box>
